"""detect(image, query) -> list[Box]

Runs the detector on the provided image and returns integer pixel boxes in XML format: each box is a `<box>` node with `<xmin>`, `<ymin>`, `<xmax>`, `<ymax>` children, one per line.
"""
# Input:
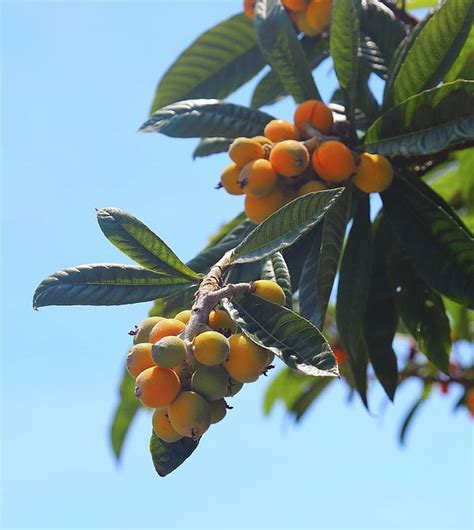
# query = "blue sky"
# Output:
<box><xmin>1</xmin><ymin>2</ymin><xmax>472</xmax><ymax>529</ymax></box>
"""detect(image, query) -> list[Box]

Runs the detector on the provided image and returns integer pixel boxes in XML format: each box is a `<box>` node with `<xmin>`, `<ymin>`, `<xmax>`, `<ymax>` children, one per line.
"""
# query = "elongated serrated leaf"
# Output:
<box><xmin>390</xmin><ymin>251</ymin><xmax>451</xmax><ymax>373</ymax></box>
<box><xmin>382</xmin><ymin>176</ymin><xmax>474</xmax><ymax>308</ymax></box>
<box><xmin>225</xmin><ymin>294</ymin><xmax>338</xmax><ymax>377</ymax></box>
<box><xmin>150</xmin><ymin>433</ymin><xmax>199</xmax><ymax>477</ymax></box>
<box><xmin>336</xmin><ymin>194</ymin><xmax>372</xmax><ymax>406</ymax></box>
<box><xmin>263</xmin><ymin>368</ymin><xmax>311</xmax><ymax>414</ymax></box>
<box><xmin>33</xmin><ymin>264</ymin><xmax>193</xmax><ymax>308</ymax></box>
<box><xmin>382</xmin><ymin>14</ymin><xmax>430</xmax><ymax>106</ymax></box>
<box><xmin>299</xmin><ymin>188</ymin><xmax>350</xmax><ymax>329</ymax></box>
<box><xmin>193</xmin><ymin>137</ymin><xmax>232</xmax><ymax>159</ymax></box>
<box><xmin>251</xmin><ymin>37</ymin><xmax>329</xmax><ymax>109</ymax></box>
<box><xmin>360</xmin><ymin>0</ymin><xmax>406</xmax><ymax>69</ymax></box>
<box><xmin>97</xmin><ymin>208</ymin><xmax>201</xmax><ymax>281</ymax></box>
<box><xmin>330</xmin><ymin>0</ymin><xmax>360</xmax><ymax>124</ymax></box>
<box><xmin>261</xmin><ymin>252</ymin><xmax>292</xmax><ymax>307</ymax></box>
<box><xmin>110</xmin><ymin>369</ymin><xmax>141</xmax><ymax>460</ymax></box>
<box><xmin>232</xmin><ymin>189</ymin><xmax>345</xmax><ymax>264</ymax></box>
<box><xmin>399</xmin><ymin>384</ymin><xmax>432</xmax><ymax>446</ymax></box>
<box><xmin>254</xmin><ymin>0</ymin><xmax>320</xmax><ymax>103</ymax></box>
<box><xmin>364</xmin><ymin>80</ymin><xmax>474</xmax><ymax>157</ymax></box>
<box><xmin>150</xmin><ymin>14</ymin><xmax>265</xmax><ymax>113</ymax></box>
<box><xmin>140</xmin><ymin>99</ymin><xmax>274</xmax><ymax>139</ymax></box>
<box><xmin>445</xmin><ymin>26</ymin><xmax>474</xmax><ymax>83</ymax></box>
<box><xmin>364</xmin><ymin>215</ymin><xmax>399</xmax><ymax>401</ymax></box>
<box><xmin>390</xmin><ymin>0</ymin><xmax>474</xmax><ymax>105</ymax></box>
<box><xmin>290</xmin><ymin>376</ymin><xmax>333</xmax><ymax>421</ymax></box>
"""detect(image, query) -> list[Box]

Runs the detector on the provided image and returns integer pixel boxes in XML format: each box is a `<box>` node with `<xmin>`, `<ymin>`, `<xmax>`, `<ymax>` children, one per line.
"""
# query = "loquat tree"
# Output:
<box><xmin>33</xmin><ymin>0</ymin><xmax>474</xmax><ymax>476</ymax></box>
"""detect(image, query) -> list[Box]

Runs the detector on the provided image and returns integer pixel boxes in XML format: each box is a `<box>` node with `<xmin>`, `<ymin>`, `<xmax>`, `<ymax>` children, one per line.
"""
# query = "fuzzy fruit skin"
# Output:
<box><xmin>228</xmin><ymin>137</ymin><xmax>265</xmax><ymax>166</ymax></box>
<box><xmin>245</xmin><ymin>187</ymin><xmax>286</xmax><ymax>224</ymax></box>
<box><xmin>352</xmin><ymin>153</ymin><xmax>394</xmax><ymax>193</ymax></box>
<box><xmin>193</xmin><ymin>331</ymin><xmax>230</xmax><ymax>366</ymax></box>
<box><xmin>174</xmin><ymin>309</ymin><xmax>192</xmax><ymax>324</ymax></box>
<box><xmin>134</xmin><ymin>367</ymin><xmax>181</xmax><ymax>408</ymax></box>
<box><xmin>306</xmin><ymin>0</ymin><xmax>332</xmax><ymax>33</ymax></box>
<box><xmin>266</xmin><ymin>350</ymin><xmax>275</xmax><ymax>366</ymax></box>
<box><xmin>264</xmin><ymin>119</ymin><xmax>300</xmax><ymax>142</ymax></box>
<box><xmin>126</xmin><ymin>343</ymin><xmax>155</xmax><ymax>378</ymax></box>
<box><xmin>191</xmin><ymin>365</ymin><xmax>229</xmax><ymax>401</ymax></box>
<box><xmin>209</xmin><ymin>399</ymin><xmax>227</xmax><ymax>424</ymax></box>
<box><xmin>220</xmin><ymin>163</ymin><xmax>245</xmax><ymax>196</ymax></box>
<box><xmin>152</xmin><ymin>408</ymin><xmax>183</xmax><ymax>443</ymax></box>
<box><xmin>224</xmin><ymin>333</ymin><xmax>269</xmax><ymax>383</ymax></box>
<box><xmin>149</xmin><ymin>318</ymin><xmax>186</xmax><ymax>344</ymax></box>
<box><xmin>252</xmin><ymin>135</ymin><xmax>273</xmax><ymax>147</ymax></box>
<box><xmin>225</xmin><ymin>377</ymin><xmax>244</xmax><ymax>397</ymax></box>
<box><xmin>208</xmin><ymin>309</ymin><xmax>237</xmax><ymax>334</ymax></box>
<box><xmin>312</xmin><ymin>140</ymin><xmax>355</xmax><ymax>182</ymax></box>
<box><xmin>282</xmin><ymin>0</ymin><xmax>308</xmax><ymax>11</ymax></box>
<box><xmin>297</xmin><ymin>180</ymin><xmax>327</xmax><ymax>196</ymax></box>
<box><xmin>253</xmin><ymin>280</ymin><xmax>286</xmax><ymax>305</ymax></box>
<box><xmin>244</xmin><ymin>0</ymin><xmax>256</xmax><ymax>18</ymax></box>
<box><xmin>294</xmin><ymin>99</ymin><xmax>334</xmax><ymax>136</ymax></box>
<box><xmin>134</xmin><ymin>317</ymin><xmax>164</xmax><ymax>344</ymax></box>
<box><xmin>168</xmin><ymin>391</ymin><xmax>212</xmax><ymax>439</ymax></box>
<box><xmin>269</xmin><ymin>140</ymin><xmax>310</xmax><ymax>177</ymax></box>
<box><xmin>294</xmin><ymin>9</ymin><xmax>321</xmax><ymax>36</ymax></box>
<box><xmin>152</xmin><ymin>336</ymin><xmax>187</xmax><ymax>368</ymax></box>
<box><xmin>240</xmin><ymin>159</ymin><xmax>278</xmax><ymax>197</ymax></box>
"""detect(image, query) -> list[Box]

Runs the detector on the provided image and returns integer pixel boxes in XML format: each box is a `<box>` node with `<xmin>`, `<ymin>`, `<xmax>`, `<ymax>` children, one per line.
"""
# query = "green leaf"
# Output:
<box><xmin>251</xmin><ymin>36</ymin><xmax>329</xmax><ymax>109</ymax></box>
<box><xmin>336</xmin><ymin>194</ymin><xmax>372</xmax><ymax>406</ymax></box>
<box><xmin>445</xmin><ymin>26</ymin><xmax>474</xmax><ymax>82</ymax></box>
<box><xmin>225</xmin><ymin>293</ymin><xmax>338</xmax><ymax>377</ymax></box>
<box><xmin>150</xmin><ymin>14</ymin><xmax>265</xmax><ymax>114</ymax></box>
<box><xmin>330</xmin><ymin>0</ymin><xmax>360</xmax><ymax>124</ymax></box>
<box><xmin>110</xmin><ymin>369</ymin><xmax>141</xmax><ymax>460</ymax></box>
<box><xmin>140</xmin><ymin>99</ymin><xmax>274</xmax><ymax>139</ymax></box>
<box><xmin>232</xmin><ymin>188</ymin><xmax>345</xmax><ymax>264</ymax></box>
<box><xmin>97</xmin><ymin>208</ymin><xmax>201</xmax><ymax>281</ymax></box>
<box><xmin>261</xmin><ymin>252</ymin><xmax>292</xmax><ymax>308</ymax></box>
<box><xmin>405</xmin><ymin>0</ymin><xmax>438</xmax><ymax>8</ymax></box>
<box><xmin>33</xmin><ymin>264</ymin><xmax>192</xmax><ymax>308</ymax></box>
<box><xmin>254</xmin><ymin>0</ymin><xmax>321</xmax><ymax>103</ymax></box>
<box><xmin>263</xmin><ymin>367</ymin><xmax>333</xmax><ymax>420</ymax></box>
<box><xmin>364</xmin><ymin>215</ymin><xmax>399</xmax><ymax>401</ymax></box>
<box><xmin>149</xmin><ymin>433</ymin><xmax>199</xmax><ymax>477</ymax></box>
<box><xmin>444</xmin><ymin>298</ymin><xmax>473</xmax><ymax>342</ymax></box>
<box><xmin>389</xmin><ymin>0</ymin><xmax>474</xmax><ymax>105</ymax></box>
<box><xmin>263</xmin><ymin>368</ymin><xmax>313</xmax><ymax>414</ymax></box>
<box><xmin>389</xmin><ymin>251</ymin><xmax>451</xmax><ymax>373</ymax></box>
<box><xmin>193</xmin><ymin>137</ymin><xmax>232</xmax><ymax>159</ymax></box>
<box><xmin>360</xmin><ymin>0</ymin><xmax>406</xmax><ymax>69</ymax></box>
<box><xmin>399</xmin><ymin>384</ymin><xmax>432</xmax><ymax>446</ymax></box>
<box><xmin>381</xmin><ymin>176</ymin><xmax>474</xmax><ymax>309</ymax></box>
<box><xmin>364</xmin><ymin>80</ymin><xmax>474</xmax><ymax>157</ymax></box>
<box><xmin>299</xmin><ymin>188</ymin><xmax>350</xmax><ymax>329</ymax></box>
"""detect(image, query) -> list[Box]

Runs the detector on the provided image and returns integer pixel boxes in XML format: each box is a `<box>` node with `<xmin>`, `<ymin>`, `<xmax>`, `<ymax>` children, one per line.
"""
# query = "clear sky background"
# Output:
<box><xmin>1</xmin><ymin>2</ymin><xmax>472</xmax><ymax>529</ymax></box>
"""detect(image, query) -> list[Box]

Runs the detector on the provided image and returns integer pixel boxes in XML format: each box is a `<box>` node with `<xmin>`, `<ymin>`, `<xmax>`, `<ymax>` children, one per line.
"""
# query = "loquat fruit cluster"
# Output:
<box><xmin>219</xmin><ymin>99</ymin><xmax>394</xmax><ymax>224</ymax></box>
<box><xmin>127</xmin><ymin>280</ymin><xmax>286</xmax><ymax>442</ymax></box>
<box><xmin>244</xmin><ymin>0</ymin><xmax>333</xmax><ymax>38</ymax></box>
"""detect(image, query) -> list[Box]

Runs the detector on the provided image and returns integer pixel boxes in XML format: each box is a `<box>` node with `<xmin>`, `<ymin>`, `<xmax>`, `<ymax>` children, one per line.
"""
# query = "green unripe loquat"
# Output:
<box><xmin>209</xmin><ymin>398</ymin><xmax>228</xmax><ymax>424</ymax></box>
<box><xmin>226</xmin><ymin>377</ymin><xmax>244</xmax><ymax>397</ymax></box>
<box><xmin>168</xmin><ymin>391</ymin><xmax>212</xmax><ymax>440</ymax></box>
<box><xmin>152</xmin><ymin>408</ymin><xmax>183</xmax><ymax>443</ymax></box>
<box><xmin>152</xmin><ymin>336</ymin><xmax>187</xmax><ymax>368</ymax></box>
<box><xmin>133</xmin><ymin>317</ymin><xmax>164</xmax><ymax>344</ymax></box>
<box><xmin>191</xmin><ymin>365</ymin><xmax>229</xmax><ymax>401</ymax></box>
<box><xmin>193</xmin><ymin>330</ymin><xmax>230</xmax><ymax>366</ymax></box>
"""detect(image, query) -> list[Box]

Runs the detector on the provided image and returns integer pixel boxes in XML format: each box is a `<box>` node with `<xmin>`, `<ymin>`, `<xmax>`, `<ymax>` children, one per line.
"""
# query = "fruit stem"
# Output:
<box><xmin>181</xmin><ymin>250</ymin><xmax>252</xmax><ymax>362</ymax></box>
<box><xmin>302</xmin><ymin>125</ymin><xmax>339</xmax><ymax>152</ymax></box>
